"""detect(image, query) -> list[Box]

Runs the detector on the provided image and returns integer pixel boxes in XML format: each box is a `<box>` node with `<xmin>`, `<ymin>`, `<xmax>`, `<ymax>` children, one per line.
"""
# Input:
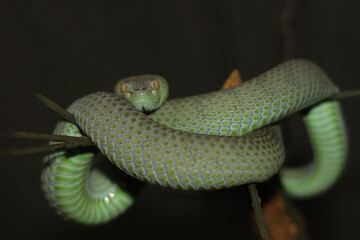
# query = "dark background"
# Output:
<box><xmin>1</xmin><ymin>0</ymin><xmax>360</xmax><ymax>239</ymax></box>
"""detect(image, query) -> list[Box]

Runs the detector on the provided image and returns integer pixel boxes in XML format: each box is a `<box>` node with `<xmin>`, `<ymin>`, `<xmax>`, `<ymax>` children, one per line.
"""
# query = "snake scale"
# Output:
<box><xmin>41</xmin><ymin>59</ymin><xmax>347</xmax><ymax>224</ymax></box>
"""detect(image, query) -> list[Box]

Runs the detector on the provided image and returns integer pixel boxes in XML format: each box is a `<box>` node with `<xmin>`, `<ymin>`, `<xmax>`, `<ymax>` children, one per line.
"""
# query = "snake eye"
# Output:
<box><xmin>120</xmin><ymin>83</ymin><xmax>127</xmax><ymax>93</ymax></box>
<box><xmin>153</xmin><ymin>80</ymin><xmax>160</xmax><ymax>90</ymax></box>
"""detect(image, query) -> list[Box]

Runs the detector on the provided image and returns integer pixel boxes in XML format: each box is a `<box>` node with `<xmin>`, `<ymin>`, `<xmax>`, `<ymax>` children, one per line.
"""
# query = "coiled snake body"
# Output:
<box><xmin>42</xmin><ymin>59</ymin><xmax>347</xmax><ymax>224</ymax></box>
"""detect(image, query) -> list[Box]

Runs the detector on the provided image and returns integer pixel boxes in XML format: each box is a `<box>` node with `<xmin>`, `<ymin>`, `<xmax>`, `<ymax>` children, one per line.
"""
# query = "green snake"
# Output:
<box><xmin>41</xmin><ymin>59</ymin><xmax>347</xmax><ymax>224</ymax></box>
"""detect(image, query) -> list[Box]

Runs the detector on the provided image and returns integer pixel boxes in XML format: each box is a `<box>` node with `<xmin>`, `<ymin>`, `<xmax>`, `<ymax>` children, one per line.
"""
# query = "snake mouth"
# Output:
<box><xmin>142</xmin><ymin>106</ymin><xmax>157</xmax><ymax>114</ymax></box>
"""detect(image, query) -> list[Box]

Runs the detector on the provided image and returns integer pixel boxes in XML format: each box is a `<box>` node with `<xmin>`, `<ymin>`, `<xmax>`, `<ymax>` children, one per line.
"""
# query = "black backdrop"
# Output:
<box><xmin>1</xmin><ymin>1</ymin><xmax>360</xmax><ymax>239</ymax></box>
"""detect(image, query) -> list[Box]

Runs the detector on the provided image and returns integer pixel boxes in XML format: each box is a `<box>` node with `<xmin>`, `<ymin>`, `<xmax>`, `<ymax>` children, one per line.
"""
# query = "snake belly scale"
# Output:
<box><xmin>41</xmin><ymin>59</ymin><xmax>347</xmax><ymax>224</ymax></box>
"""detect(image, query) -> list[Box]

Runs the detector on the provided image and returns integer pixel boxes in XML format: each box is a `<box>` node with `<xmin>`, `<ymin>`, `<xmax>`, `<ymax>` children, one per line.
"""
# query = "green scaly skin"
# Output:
<box><xmin>41</xmin><ymin>59</ymin><xmax>347</xmax><ymax>224</ymax></box>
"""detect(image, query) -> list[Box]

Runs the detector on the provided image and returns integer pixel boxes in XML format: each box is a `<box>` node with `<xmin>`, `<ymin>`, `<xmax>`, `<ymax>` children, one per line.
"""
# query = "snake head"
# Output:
<box><xmin>114</xmin><ymin>75</ymin><xmax>169</xmax><ymax>112</ymax></box>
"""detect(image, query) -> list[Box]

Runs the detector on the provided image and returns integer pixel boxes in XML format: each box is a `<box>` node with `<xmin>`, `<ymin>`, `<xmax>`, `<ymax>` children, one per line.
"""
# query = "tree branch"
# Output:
<box><xmin>330</xmin><ymin>89</ymin><xmax>360</xmax><ymax>100</ymax></box>
<box><xmin>3</xmin><ymin>143</ymin><xmax>66</xmax><ymax>156</ymax></box>
<box><xmin>2</xmin><ymin>131</ymin><xmax>94</xmax><ymax>156</ymax></box>
<box><xmin>248</xmin><ymin>184</ymin><xmax>272</xmax><ymax>240</ymax></box>
<box><xmin>5</xmin><ymin>131</ymin><xmax>91</xmax><ymax>145</ymax></box>
<box><xmin>35</xmin><ymin>93</ymin><xmax>76</xmax><ymax>124</ymax></box>
<box><xmin>281</xmin><ymin>0</ymin><xmax>297</xmax><ymax>61</ymax></box>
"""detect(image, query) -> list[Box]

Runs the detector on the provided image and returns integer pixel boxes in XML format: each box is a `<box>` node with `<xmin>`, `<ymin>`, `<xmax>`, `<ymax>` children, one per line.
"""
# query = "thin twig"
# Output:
<box><xmin>330</xmin><ymin>89</ymin><xmax>360</xmax><ymax>100</ymax></box>
<box><xmin>5</xmin><ymin>131</ymin><xmax>91</xmax><ymax>144</ymax></box>
<box><xmin>2</xmin><ymin>132</ymin><xmax>94</xmax><ymax>156</ymax></box>
<box><xmin>2</xmin><ymin>93</ymin><xmax>92</xmax><ymax>156</ymax></box>
<box><xmin>248</xmin><ymin>184</ymin><xmax>272</xmax><ymax>240</ymax></box>
<box><xmin>3</xmin><ymin>143</ymin><xmax>65</xmax><ymax>156</ymax></box>
<box><xmin>35</xmin><ymin>93</ymin><xmax>76</xmax><ymax>124</ymax></box>
<box><xmin>281</xmin><ymin>0</ymin><xmax>297</xmax><ymax>61</ymax></box>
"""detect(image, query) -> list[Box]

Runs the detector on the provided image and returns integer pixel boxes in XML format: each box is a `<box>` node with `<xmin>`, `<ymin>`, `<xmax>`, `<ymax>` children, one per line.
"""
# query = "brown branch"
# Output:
<box><xmin>221</xmin><ymin>69</ymin><xmax>242</xmax><ymax>89</ymax></box>
<box><xmin>35</xmin><ymin>93</ymin><xmax>76</xmax><ymax>124</ymax></box>
<box><xmin>221</xmin><ymin>71</ymin><xmax>272</xmax><ymax>238</ymax></box>
<box><xmin>248</xmin><ymin>183</ymin><xmax>272</xmax><ymax>240</ymax></box>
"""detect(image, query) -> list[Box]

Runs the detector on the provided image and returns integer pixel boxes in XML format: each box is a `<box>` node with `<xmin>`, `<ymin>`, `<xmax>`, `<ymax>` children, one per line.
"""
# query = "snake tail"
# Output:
<box><xmin>280</xmin><ymin>101</ymin><xmax>347</xmax><ymax>198</ymax></box>
<box><xmin>41</xmin><ymin>121</ymin><xmax>133</xmax><ymax>225</ymax></box>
